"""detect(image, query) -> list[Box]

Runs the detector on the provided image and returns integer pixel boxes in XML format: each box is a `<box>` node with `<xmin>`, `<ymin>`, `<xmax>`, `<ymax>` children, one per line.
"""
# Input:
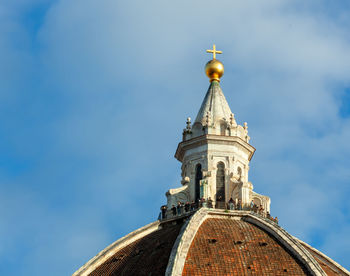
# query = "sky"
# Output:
<box><xmin>0</xmin><ymin>0</ymin><xmax>350</xmax><ymax>275</ymax></box>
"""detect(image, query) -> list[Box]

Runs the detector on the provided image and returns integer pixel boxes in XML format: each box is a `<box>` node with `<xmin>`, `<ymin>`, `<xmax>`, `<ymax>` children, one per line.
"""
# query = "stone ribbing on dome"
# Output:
<box><xmin>194</xmin><ymin>81</ymin><xmax>233</xmax><ymax>126</ymax></box>
<box><xmin>297</xmin><ymin>239</ymin><xmax>350</xmax><ymax>276</ymax></box>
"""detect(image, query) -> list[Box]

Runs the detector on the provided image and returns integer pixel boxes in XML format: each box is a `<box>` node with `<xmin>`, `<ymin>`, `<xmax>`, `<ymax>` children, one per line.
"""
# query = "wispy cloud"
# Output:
<box><xmin>0</xmin><ymin>1</ymin><xmax>349</xmax><ymax>274</ymax></box>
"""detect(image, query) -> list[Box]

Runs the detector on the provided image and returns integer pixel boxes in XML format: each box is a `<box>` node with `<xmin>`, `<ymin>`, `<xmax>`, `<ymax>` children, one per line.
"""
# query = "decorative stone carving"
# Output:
<box><xmin>251</xmin><ymin>191</ymin><xmax>271</xmax><ymax>213</ymax></box>
<box><xmin>182</xmin><ymin>117</ymin><xmax>193</xmax><ymax>141</ymax></box>
<box><xmin>230</xmin><ymin>113</ymin><xmax>237</xmax><ymax>127</ymax></box>
<box><xmin>229</xmin><ymin>172</ymin><xmax>242</xmax><ymax>201</ymax></box>
<box><xmin>166</xmin><ymin>185</ymin><xmax>190</xmax><ymax>208</ymax></box>
<box><xmin>181</xmin><ymin>176</ymin><xmax>190</xmax><ymax>185</ymax></box>
<box><xmin>205</xmin><ymin>111</ymin><xmax>211</xmax><ymax>126</ymax></box>
<box><xmin>185</xmin><ymin>117</ymin><xmax>192</xmax><ymax>132</ymax></box>
<box><xmin>202</xmin><ymin>170</ymin><xmax>211</xmax><ymax>178</ymax></box>
<box><xmin>243</xmin><ymin>122</ymin><xmax>250</xmax><ymax>143</ymax></box>
<box><xmin>248</xmin><ymin>181</ymin><xmax>253</xmax><ymax>190</ymax></box>
<box><xmin>230</xmin><ymin>172</ymin><xmax>241</xmax><ymax>184</ymax></box>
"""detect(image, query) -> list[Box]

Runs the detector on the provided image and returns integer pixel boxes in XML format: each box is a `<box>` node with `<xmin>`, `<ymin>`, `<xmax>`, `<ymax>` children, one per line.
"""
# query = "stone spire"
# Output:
<box><xmin>194</xmin><ymin>80</ymin><xmax>235</xmax><ymax>127</ymax></box>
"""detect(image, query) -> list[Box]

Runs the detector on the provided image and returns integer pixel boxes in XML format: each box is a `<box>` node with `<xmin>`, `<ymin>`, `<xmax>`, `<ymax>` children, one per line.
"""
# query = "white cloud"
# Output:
<box><xmin>1</xmin><ymin>0</ymin><xmax>350</xmax><ymax>274</ymax></box>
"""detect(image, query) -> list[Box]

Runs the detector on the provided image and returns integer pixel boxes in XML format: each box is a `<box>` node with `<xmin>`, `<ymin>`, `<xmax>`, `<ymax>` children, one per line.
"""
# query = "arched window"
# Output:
<box><xmin>195</xmin><ymin>164</ymin><xmax>202</xmax><ymax>201</ymax></box>
<box><xmin>216</xmin><ymin>162</ymin><xmax>225</xmax><ymax>202</ymax></box>
<box><xmin>253</xmin><ymin>197</ymin><xmax>261</xmax><ymax>206</ymax></box>
<box><xmin>220</xmin><ymin>124</ymin><xmax>226</xmax><ymax>136</ymax></box>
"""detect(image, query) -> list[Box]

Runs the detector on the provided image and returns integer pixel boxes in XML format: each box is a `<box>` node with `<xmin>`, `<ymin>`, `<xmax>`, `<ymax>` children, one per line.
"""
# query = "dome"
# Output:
<box><xmin>73</xmin><ymin>209</ymin><xmax>349</xmax><ymax>276</ymax></box>
<box><xmin>73</xmin><ymin>49</ymin><xmax>349</xmax><ymax>276</ymax></box>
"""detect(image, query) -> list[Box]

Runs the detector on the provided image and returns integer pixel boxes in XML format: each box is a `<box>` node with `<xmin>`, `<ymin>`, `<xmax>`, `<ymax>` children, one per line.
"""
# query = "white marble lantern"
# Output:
<box><xmin>166</xmin><ymin>51</ymin><xmax>270</xmax><ymax>213</ymax></box>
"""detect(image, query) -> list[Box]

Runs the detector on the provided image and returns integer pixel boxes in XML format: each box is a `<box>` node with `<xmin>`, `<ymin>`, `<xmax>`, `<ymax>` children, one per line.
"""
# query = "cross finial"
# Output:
<box><xmin>206</xmin><ymin>44</ymin><xmax>222</xmax><ymax>59</ymax></box>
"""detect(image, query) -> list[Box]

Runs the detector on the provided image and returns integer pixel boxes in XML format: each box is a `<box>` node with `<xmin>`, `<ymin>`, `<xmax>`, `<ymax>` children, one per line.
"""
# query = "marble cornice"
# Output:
<box><xmin>175</xmin><ymin>134</ymin><xmax>255</xmax><ymax>162</ymax></box>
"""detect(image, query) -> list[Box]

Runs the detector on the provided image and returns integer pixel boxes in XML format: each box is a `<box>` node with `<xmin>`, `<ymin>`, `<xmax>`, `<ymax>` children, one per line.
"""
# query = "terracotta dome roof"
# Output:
<box><xmin>73</xmin><ymin>209</ymin><xmax>350</xmax><ymax>276</ymax></box>
<box><xmin>89</xmin><ymin>222</ymin><xmax>183</xmax><ymax>276</ymax></box>
<box><xmin>183</xmin><ymin>218</ymin><xmax>308</xmax><ymax>275</ymax></box>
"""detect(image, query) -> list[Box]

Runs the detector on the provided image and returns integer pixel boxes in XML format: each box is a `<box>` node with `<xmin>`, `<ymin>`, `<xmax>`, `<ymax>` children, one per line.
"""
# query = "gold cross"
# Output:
<box><xmin>206</xmin><ymin>44</ymin><xmax>222</xmax><ymax>59</ymax></box>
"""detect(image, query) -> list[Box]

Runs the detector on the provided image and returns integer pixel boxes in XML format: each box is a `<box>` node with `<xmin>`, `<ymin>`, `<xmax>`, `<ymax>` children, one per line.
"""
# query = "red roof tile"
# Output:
<box><xmin>89</xmin><ymin>222</ymin><xmax>183</xmax><ymax>276</ymax></box>
<box><xmin>183</xmin><ymin>218</ymin><xmax>309</xmax><ymax>275</ymax></box>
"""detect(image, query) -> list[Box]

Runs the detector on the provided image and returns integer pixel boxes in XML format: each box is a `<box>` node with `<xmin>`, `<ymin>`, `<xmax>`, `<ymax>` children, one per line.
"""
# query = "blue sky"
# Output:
<box><xmin>1</xmin><ymin>1</ymin><xmax>350</xmax><ymax>275</ymax></box>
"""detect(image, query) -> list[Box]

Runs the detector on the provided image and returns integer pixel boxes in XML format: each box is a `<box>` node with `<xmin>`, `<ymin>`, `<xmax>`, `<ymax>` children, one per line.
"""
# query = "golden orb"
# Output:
<box><xmin>205</xmin><ymin>59</ymin><xmax>224</xmax><ymax>82</ymax></box>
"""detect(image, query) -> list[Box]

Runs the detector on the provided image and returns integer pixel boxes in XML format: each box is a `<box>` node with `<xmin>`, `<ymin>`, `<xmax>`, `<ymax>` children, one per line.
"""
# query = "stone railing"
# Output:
<box><xmin>159</xmin><ymin>201</ymin><xmax>276</xmax><ymax>223</ymax></box>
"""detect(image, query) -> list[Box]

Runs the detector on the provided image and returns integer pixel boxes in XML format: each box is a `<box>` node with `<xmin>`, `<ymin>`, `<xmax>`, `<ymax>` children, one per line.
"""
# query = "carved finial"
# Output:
<box><xmin>244</xmin><ymin>122</ymin><xmax>250</xmax><ymax>142</ymax></box>
<box><xmin>205</xmin><ymin>111</ymin><xmax>211</xmax><ymax>126</ymax></box>
<box><xmin>230</xmin><ymin>113</ymin><xmax>237</xmax><ymax>127</ymax></box>
<box><xmin>186</xmin><ymin>117</ymin><xmax>192</xmax><ymax>131</ymax></box>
